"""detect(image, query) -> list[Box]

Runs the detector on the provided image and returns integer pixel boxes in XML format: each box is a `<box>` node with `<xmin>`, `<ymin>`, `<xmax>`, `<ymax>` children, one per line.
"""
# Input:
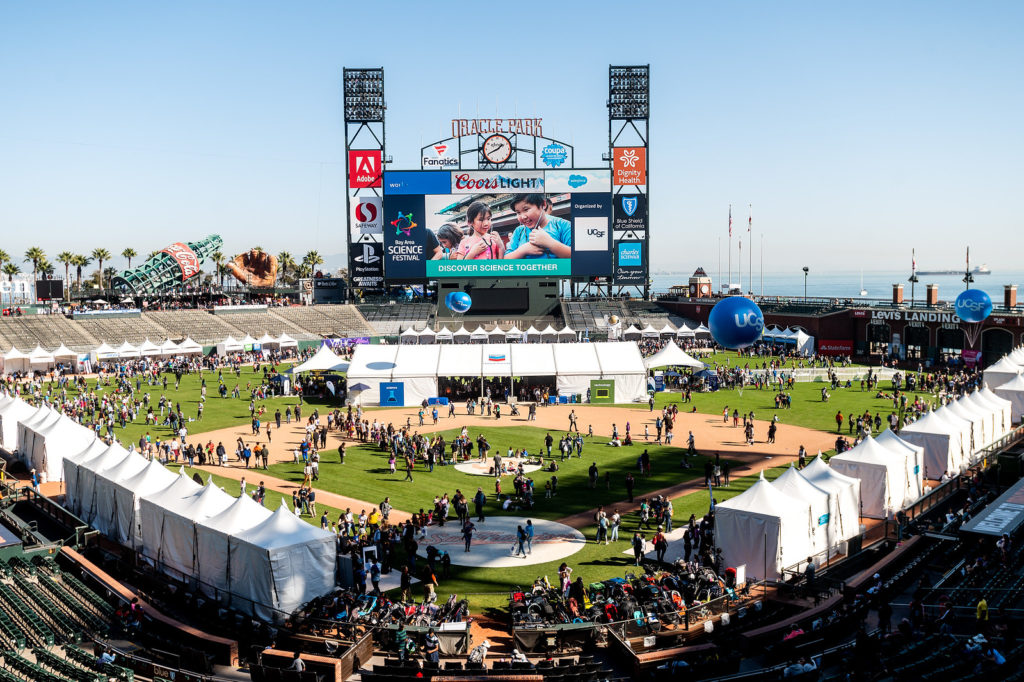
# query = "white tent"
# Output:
<box><xmin>227</xmin><ymin>503</ymin><xmax>337</xmax><ymax>622</ymax></box>
<box><xmin>593</xmin><ymin>342</ymin><xmax>648</xmax><ymax>402</ymax></box>
<box><xmin>437</xmin><ymin>343</ymin><xmax>480</xmax><ymax>378</ymax></box>
<box><xmin>240</xmin><ymin>334</ymin><xmax>260</xmax><ymax>350</ymax></box>
<box><xmin>391</xmin><ymin>345</ymin><xmax>441</xmax><ymax>404</ymax></box>
<box><xmin>16</xmin><ymin>407</ymin><xmax>61</xmax><ymax>468</ymax></box>
<box><xmin>137</xmin><ymin>339</ymin><xmax>161</xmax><ymax>357</ymax></box>
<box><xmin>933</xmin><ymin>405</ymin><xmax>975</xmax><ymax>461</ymax></box>
<box><xmin>290</xmin><ymin>345</ymin><xmax>348</xmax><ymax>374</ymax></box>
<box><xmin>801</xmin><ymin>455</ymin><xmax>863</xmax><ymax>550</ymax></box>
<box><xmin>963</xmin><ymin>390</ymin><xmax>1005</xmax><ymax>441</ymax></box>
<box><xmin>258</xmin><ymin>333</ymin><xmax>279</xmax><ymax>348</ymax></box>
<box><xmin>115</xmin><ymin>341</ymin><xmax>140</xmax><ymax>359</ymax></box>
<box><xmin>657</xmin><ymin>322</ymin><xmax>676</xmax><ymax>336</ymax></box>
<box><xmin>75</xmin><ymin>443</ymin><xmax>132</xmax><ymax>523</ymax></box>
<box><xmin>694</xmin><ymin>324</ymin><xmax>712</xmax><ymax>338</ymax></box>
<box><xmin>275</xmin><ymin>333</ymin><xmax>298</xmax><ymax>349</ymax></box>
<box><xmin>771</xmin><ymin>466</ymin><xmax>832</xmax><ymax>557</ymax></box>
<box><xmin>875</xmin><ymin>429</ymin><xmax>926</xmax><ymax>508</ymax></box>
<box><xmin>177</xmin><ymin>337</ymin><xmax>204</xmax><ymax>354</ymax></box>
<box><xmin>91</xmin><ymin>342</ymin><xmax>119</xmax><ymax>363</ymax></box>
<box><xmin>552</xmin><ymin>343</ymin><xmax>602</xmax><ymax>397</ymax></box>
<box><xmin>622</xmin><ymin>324</ymin><xmax>641</xmax><ymax>340</ymax></box>
<box><xmin>675</xmin><ymin>323</ymin><xmax>696</xmax><ymax>339</ymax></box>
<box><xmin>51</xmin><ymin>344</ymin><xmax>78</xmax><ymax>365</ymax></box>
<box><xmin>794</xmin><ymin>330</ymin><xmax>815</xmax><ymax>355</ymax></box>
<box><xmin>399</xmin><ymin>327</ymin><xmax>420</xmax><ymax>344</ymax></box>
<box><xmin>900</xmin><ymin>410</ymin><xmax>966</xmax><ymax>478</ymax></box>
<box><xmin>505</xmin><ymin>325</ymin><xmax>523</xmax><ymax>342</ymax></box>
<box><xmin>110</xmin><ymin>458</ymin><xmax>178</xmax><ymax>548</ymax></box>
<box><xmin>417</xmin><ymin>327</ymin><xmax>436</xmax><ymax>344</ymax></box>
<box><xmin>1008</xmin><ymin>347</ymin><xmax>1024</xmax><ymax>366</ymax></box>
<box><xmin>0</xmin><ymin>397</ymin><xmax>37</xmax><ymax>451</ymax></box>
<box><xmin>60</xmin><ymin>438</ymin><xmax>109</xmax><ymax>511</ymax></box>
<box><xmin>715</xmin><ymin>473</ymin><xmax>814</xmax><ymax>581</ymax></box>
<box><xmin>138</xmin><ymin>472</ymin><xmax>203</xmax><ymax>568</ymax></box>
<box><xmin>2</xmin><ymin>348</ymin><xmax>30</xmax><ymax>375</ymax></box>
<box><xmin>640</xmin><ymin>324</ymin><xmax>660</xmax><ymax>338</ymax></box>
<box><xmin>558</xmin><ymin>325</ymin><xmax>576</xmax><ymax>341</ymax></box>
<box><xmin>345</xmin><ymin>345</ymin><xmax>399</xmax><ymax>405</ymax></box>
<box><xmin>510</xmin><ymin>344</ymin><xmax>557</xmax><ymax>377</ymax></box>
<box><xmin>643</xmin><ymin>340</ymin><xmax>704</xmax><ymax>370</ymax></box>
<box><xmin>539</xmin><ymin>324</ymin><xmax>559</xmax><ymax>342</ymax></box>
<box><xmin>763</xmin><ymin>326</ymin><xmax>783</xmax><ymax>341</ymax></box>
<box><xmin>980</xmin><ymin>386</ymin><xmax>1015</xmax><ymax>431</ymax></box>
<box><xmin>216</xmin><ymin>336</ymin><xmax>244</xmax><ymax>354</ymax></box>
<box><xmin>155</xmin><ymin>481</ymin><xmax>234</xmax><ymax>578</ymax></box>
<box><xmin>984</xmin><ymin>357</ymin><xmax>1022</xmax><ymax>391</ymax></box>
<box><xmin>435</xmin><ymin>326</ymin><xmax>454</xmax><ymax>343</ymax></box>
<box><xmin>487</xmin><ymin>326</ymin><xmax>506</xmax><ymax>343</ymax></box>
<box><xmin>469</xmin><ymin>326</ymin><xmax>489</xmax><ymax>343</ymax></box>
<box><xmin>994</xmin><ymin>374</ymin><xmax>1024</xmax><ymax>424</ymax></box>
<box><xmin>158</xmin><ymin>338</ymin><xmax>180</xmax><ymax>356</ymax></box>
<box><xmin>90</xmin><ymin>451</ymin><xmax>148</xmax><ymax>540</ymax></box>
<box><xmin>29</xmin><ymin>345</ymin><xmax>56</xmax><ymax>368</ymax></box>
<box><xmin>453</xmin><ymin>325</ymin><xmax>472</xmax><ymax>344</ymax></box>
<box><xmin>945</xmin><ymin>398</ymin><xmax>991</xmax><ymax>453</ymax></box>
<box><xmin>828</xmin><ymin>436</ymin><xmax>908</xmax><ymax>519</ymax></box>
<box><xmin>195</xmin><ymin>494</ymin><xmax>272</xmax><ymax>599</ymax></box>
<box><xmin>26</xmin><ymin>414</ymin><xmax>94</xmax><ymax>483</ymax></box>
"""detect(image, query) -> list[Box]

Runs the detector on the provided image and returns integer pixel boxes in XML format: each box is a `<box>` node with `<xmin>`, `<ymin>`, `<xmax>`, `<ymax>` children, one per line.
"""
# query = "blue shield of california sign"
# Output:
<box><xmin>621</xmin><ymin>196</ymin><xmax>638</xmax><ymax>217</ymax></box>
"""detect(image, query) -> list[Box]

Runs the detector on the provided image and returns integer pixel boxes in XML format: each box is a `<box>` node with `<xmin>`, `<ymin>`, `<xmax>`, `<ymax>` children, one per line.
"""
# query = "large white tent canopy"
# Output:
<box><xmin>900</xmin><ymin>409</ymin><xmax>967</xmax><ymax>478</ymax></box>
<box><xmin>994</xmin><ymin>375</ymin><xmax>1024</xmax><ymax>424</ymax></box>
<box><xmin>0</xmin><ymin>397</ymin><xmax>38</xmax><ymax>451</ymax></box>
<box><xmin>875</xmin><ymin>429</ymin><xmax>925</xmax><ymax>508</ymax></box>
<box><xmin>771</xmin><ymin>466</ymin><xmax>832</xmax><ymax>557</ymax></box>
<box><xmin>110</xmin><ymin>458</ymin><xmax>178</xmax><ymax>548</ymax></box>
<box><xmin>643</xmin><ymin>340</ymin><xmax>704</xmax><ymax>370</ymax></box>
<box><xmin>347</xmin><ymin>342</ymin><xmax>649</xmax><ymax>405</ymax></box>
<box><xmin>828</xmin><ymin>435</ymin><xmax>908</xmax><ymax>519</ymax></box>
<box><xmin>24</xmin><ymin>413</ymin><xmax>94</xmax><ymax>482</ymax></box>
<box><xmin>801</xmin><ymin>455</ymin><xmax>863</xmax><ymax>550</ymax></box>
<box><xmin>290</xmin><ymin>345</ymin><xmax>349</xmax><ymax>374</ymax></box>
<box><xmin>984</xmin><ymin>357</ymin><xmax>1022</xmax><ymax>391</ymax></box>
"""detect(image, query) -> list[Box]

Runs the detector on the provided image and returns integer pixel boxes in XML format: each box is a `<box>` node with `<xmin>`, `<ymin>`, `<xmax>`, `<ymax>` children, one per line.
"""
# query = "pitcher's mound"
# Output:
<box><xmin>418</xmin><ymin>516</ymin><xmax>586</xmax><ymax>568</ymax></box>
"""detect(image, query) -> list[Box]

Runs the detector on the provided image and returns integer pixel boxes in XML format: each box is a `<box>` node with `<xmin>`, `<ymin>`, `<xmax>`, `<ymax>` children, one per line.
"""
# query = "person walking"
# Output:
<box><xmin>473</xmin><ymin>487</ymin><xmax>486</xmax><ymax>521</ymax></box>
<box><xmin>461</xmin><ymin>519</ymin><xmax>476</xmax><ymax>552</ymax></box>
<box><xmin>404</xmin><ymin>455</ymin><xmax>414</xmax><ymax>482</ymax></box>
<box><xmin>625</xmin><ymin>473</ymin><xmax>634</xmax><ymax>503</ymax></box>
<box><xmin>525</xmin><ymin>519</ymin><xmax>534</xmax><ymax>554</ymax></box>
<box><xmin>632</xmin><ymin>532</ymin><xmax>645</xmax><ymax>566</ymax></box>
<box><xmin>514</xmin><ymin>525</ymin><xmax>527</xmax><ymax>557</ymax></box>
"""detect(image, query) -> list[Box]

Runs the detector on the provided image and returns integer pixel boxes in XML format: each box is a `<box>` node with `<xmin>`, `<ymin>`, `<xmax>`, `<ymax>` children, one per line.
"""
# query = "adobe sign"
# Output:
<box><xmin>349</xmin><ymin>150</ymin><xmax>382</xmax><ymax>188</ymax></box>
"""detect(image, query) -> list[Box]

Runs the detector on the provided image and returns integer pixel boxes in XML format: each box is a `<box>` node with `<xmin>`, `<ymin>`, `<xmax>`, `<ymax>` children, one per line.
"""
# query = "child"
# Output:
<box><xmin>504</xmin><ymin>194</ymin><xmax>572</xmax><ymax>259</ymax></box>
<box><xmin>456</xmin><ymin>202</ymin><xmax>506</xmax><ymax>260</ymax></box>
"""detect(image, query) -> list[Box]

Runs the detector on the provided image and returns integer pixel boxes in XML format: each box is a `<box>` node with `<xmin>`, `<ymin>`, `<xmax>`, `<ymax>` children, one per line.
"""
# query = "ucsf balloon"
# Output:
<box><xmin>955</xmin><ymin>289</ymin><xmax>992</xmax><ymax>323</ymax></box>
<box><xmin>448</xmin><ymin>292</ymin><xmax>472</xmax><ymax>314</ymax></box>
<box><xmin>709</xmin><ymin>297</ymin><xmax>764</xmax><ymax>349</ymax></box>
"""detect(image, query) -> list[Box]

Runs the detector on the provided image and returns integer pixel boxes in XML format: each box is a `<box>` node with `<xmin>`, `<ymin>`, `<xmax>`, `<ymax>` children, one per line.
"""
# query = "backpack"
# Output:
<box><xmin>469</xmin><ymin>645</ymin><xmax>486</xmax><ymax>663</ymax></box>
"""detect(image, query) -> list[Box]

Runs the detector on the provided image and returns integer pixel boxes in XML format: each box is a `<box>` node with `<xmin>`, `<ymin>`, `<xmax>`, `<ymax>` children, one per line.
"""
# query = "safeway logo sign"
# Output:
<box><xmin>349</xmin><ymin>150</ymin><xmax>382</xmax><ymax>188</ymax></box>
<box><xmin>422</xmin><ymin>143</ymin><xmax>459</xmax><ymax>168</ymax></box>
<box><xmin>613</xmin><ymin>147</ymin><xmax>646</xmax><ymax>186</ymax></box>
<box><xmin>351</xmin><ymin>197</ymin><xmax>383</xmax><ymax>236</ymax></box>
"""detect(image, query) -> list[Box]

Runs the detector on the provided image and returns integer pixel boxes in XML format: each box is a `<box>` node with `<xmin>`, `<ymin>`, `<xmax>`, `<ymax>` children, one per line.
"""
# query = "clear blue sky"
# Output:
<box><xmin>1</xmin><ymin>1</ymin><xmax>1021</xmax><ymax>274</ymax></box>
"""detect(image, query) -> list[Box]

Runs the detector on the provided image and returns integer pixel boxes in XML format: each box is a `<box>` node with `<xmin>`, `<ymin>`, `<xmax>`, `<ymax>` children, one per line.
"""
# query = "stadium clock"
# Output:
<box><xmin>482</xmin><ymin>134</ymin><xmax>512</xmax><ymax>164</ymax></box>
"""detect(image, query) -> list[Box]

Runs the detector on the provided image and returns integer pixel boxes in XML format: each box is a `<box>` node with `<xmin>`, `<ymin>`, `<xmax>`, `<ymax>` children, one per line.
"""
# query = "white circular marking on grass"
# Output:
<box><xmin>452</xmin><ymin>459</ymin><xmax>543</xmax><ymax>476</ymax></box>
<box><xmin>417</xmin><ymin>516</ymin><xmax>586</xmax><ymax>568</ymax></box>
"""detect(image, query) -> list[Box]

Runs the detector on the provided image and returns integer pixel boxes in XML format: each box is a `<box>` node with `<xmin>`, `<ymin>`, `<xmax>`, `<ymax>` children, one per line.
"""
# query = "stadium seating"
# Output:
<box><xmin>141</xmin><ymin>310</ymin><xmax>243</xmax><ymax>343</ymax></box>
<box><xmin>74</xmin><ymin>315</ymin><xmax>169</xmax><ymax>347</ymax></box>
<box><xmin>357</xmin><ymin>302</ymin><xmax>433</xmax><ymax>336</ymax></box>
<box><xmin>0</xmin><ymin>315</ymin><xmax>99</xmax><ymax>351</ymax></box>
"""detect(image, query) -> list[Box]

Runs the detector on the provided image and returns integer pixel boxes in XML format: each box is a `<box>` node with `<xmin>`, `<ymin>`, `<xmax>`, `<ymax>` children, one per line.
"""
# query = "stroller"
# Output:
<box><xmin>510</xmin><ymin>404</ymin><xmax>521</xmax><ymax>417</ymax></box>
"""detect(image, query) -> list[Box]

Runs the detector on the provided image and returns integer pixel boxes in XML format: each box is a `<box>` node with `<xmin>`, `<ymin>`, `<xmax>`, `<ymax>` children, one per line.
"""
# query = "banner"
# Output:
<box><xmin>613</xmin><ymin>194</ymin><xmax>647</xmax><ymax>232</ymax></box>
<box><xmin>614</xmin><ymin>241</ymin><xmax>645</xmax><ymax>285</ymax></box>
<box><xmin>449</xmin><ymin>170</ymin><xmax>545</xmax><ymax>194</ymax></box>
<box><xmin>350</xmin><ymin>242</ymin><xmax>385</xmax><ymax>289</ymax></box>
<box><xmin>160</xmin><ymin>243</ymin><xmax>202</xmax><ymax>281</ymax></box>
<box><xmin>421</xmin><ymin>142</ymin><xmax>459</xmax><ymax>169</ymax></box>
<box><xmin>546</xmin><ymin>169</ymin><xmax>611</xmax><ymax>193</ymax></box>
<box><xmin>818</xmin><ymin>340</ymin><xmax>853</xmax><ymax>356</ymax></box>
<box><xmin>349</xmin><ymin>150</ymin><xmax>382</xmax><ymax>188</ymax></box>
<box><xmin>612</xmin><ymin>147</ymin><xmax>646</xmax><ymax>186</ymax></box>
<box><xmin>350</xmin><ymin>197</ymin><xmax>383</xmax><ymax>237</ymax></box>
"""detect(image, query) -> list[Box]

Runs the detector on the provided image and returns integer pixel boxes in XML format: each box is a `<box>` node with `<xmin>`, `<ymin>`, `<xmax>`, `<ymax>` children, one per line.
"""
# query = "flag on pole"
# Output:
<box><xmin>728</xmin><ymin>205</ymin><xmax>732</xmax><ymax>237</ymax></box>
<box><xmin>912</xmin><ymin>248</ymin><xmax>916</xmax><ymax>273</ymax></box>
<box><xmin>748</xmin><ymin>204</ymin><xmax>752</xmax><ymax>232</ymax></box>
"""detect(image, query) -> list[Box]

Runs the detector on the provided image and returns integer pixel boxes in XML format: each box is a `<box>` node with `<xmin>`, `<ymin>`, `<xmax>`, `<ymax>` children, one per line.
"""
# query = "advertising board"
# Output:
<box><xmin>614</xmin><ymin>241</ymin><xmax>645</xmax><ymax>285</ymax></box>
<box><xmin>350</xmin><ymin>242</ymin><xmax>385</xmax><ymax>289</ymax></box>
<box><xmin>382</xmin><ymin>170</ymin><xmax>611</xmax><ymax>280</ymax></box>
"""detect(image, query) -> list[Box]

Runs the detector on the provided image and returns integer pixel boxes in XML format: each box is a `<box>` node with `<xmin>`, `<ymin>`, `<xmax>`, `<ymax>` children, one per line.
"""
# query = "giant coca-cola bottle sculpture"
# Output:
<box><xmin>111</xmin><ymin>235</ymin><xmax>223</xmax><ymax>295</ymax></box>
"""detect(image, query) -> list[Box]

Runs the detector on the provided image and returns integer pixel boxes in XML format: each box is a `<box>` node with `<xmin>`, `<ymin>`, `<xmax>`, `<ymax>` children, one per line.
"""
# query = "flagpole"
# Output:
<box><xmin>728</xmin><ymin>205</ymin><xmax>732</xmax><ymax>293</ymax></box>
<box><xmin>760</xmin><ymin>234</ymin><xmax>764</xmax><ymax>297</ymax></box>
<box><xmin>718</xmin><ymin>237</ymin><xmax>722</xmax><ymax>295</ymax></box>
<box><xmin>748</xmin><ymin>204</ymin><xmax>753</xmax><ymax>295</ymax></box>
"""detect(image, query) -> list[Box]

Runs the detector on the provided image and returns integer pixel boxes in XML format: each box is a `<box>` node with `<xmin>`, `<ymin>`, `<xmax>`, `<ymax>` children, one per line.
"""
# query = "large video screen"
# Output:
<box><xmin>383</xmin><ymin>170</ymin><xmax>612</xmax><ymax>280</ymax></box>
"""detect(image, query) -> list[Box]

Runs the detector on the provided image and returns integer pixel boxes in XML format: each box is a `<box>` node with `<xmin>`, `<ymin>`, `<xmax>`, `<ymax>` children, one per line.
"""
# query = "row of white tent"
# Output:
<box><xmin>1</xmin><ymin>344</ymin><xmax>81</xmax><ymax>375</ymax></box>
<box><xmin>761</xmin><ymin>326</ymin><xmax>816</xmax><ymax>355</ymax></box>
<box><xmin>348</xmin><ymin>341</ymin><xmax>648</xmax><ymax>405</ymax></box>
<box><xmin>984</xmin><ymin>346</ymin><xmax>1024</xmax><ymax>424</ymax></box>
<box><xmin>899</xmin><ymin>388</ymin><xmax>1014</xmax><ymax>478</ymax></box>
<box><xmin>0</xmin><ymin>394</ymin><xmax>333</xmax><ymax>621</ymax></box>
<box><xmin>214</xmin><ymin>333</ymin><xmax>299</xmax><ymax>355</ymax></box>
<box><xmin>398</xmin><ymin>321</ymin><xmax>713</xmax><ymax>344</ymax></box>
<box><xmin>716</xmin><ymin>431</ymin><xmax>925</xmax><ymax>581</ymax></box>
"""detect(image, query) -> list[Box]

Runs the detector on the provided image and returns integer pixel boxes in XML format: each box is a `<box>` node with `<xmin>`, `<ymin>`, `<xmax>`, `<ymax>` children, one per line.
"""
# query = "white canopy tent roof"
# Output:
<box><xmin>933</xmin><ymin>404</ymin><xmax>975</xmax><ymax>461</ymax></box>
<box><xmin>558</xmin><ymin>325</ymin><xmax>576</xmax><ymax>339</ymax></box>
<box><xmin>899</xmin><ymin>409</ymin><xmax>967</xmax><ymax>478</ymax></box>
<box><xmin>2</xmin><ymin>348</ymin><xmax>30</xmax><ymax>375</ymax></box>
<box><xmin>800</xmin><ymin>455</ymin><xmax>863</xmax><ymax>548</ymax></box>
<box><xmin>51</xmin><ymin>344</ymin><xmax>78</xmax><ymax>360</ymax></box>
<box><xmin>505</xmin><ymin>324</ymin><xmax>523</xmax><ymax>340</ymax></box>
<box><xmin>92</xmin><ymin>342</ymin><xmax>119</xmax><ymax>361</ymax></box>
<box><xmin>392</xmin><ymin>345</ymin><xmax>441</xmax><ymax>403</ymax></box>
<box><xmin>539</xmin><ymin>324</ymin><xmax>559</xmax><ymax>341</ymax></box>
<box><xmin>437</xmin><ymin>343</ymin><xmax>480</xmax><ymax>377</ymax></box>
<box><xmin>217</xmin><ymin>336</ymin><xmax>244</xmax><ymax>354</ymax></box>
<box><xmin>621</xmin><ymin>324</ymin><xmax>641</xmax><ymax>340</ymax></box>
<box><xmin>675</xmin><ymin>323</ymin><xmax>695</xmax><ymax>338</ymax></box>
<box><xmin>110</xmin><ymin>457</ymin><xmax>178</xmax><ymax>548</ymax></box>
<box><xmin>510</xmin><ymin>344</ymin><xmax>558</xmax><ymax>376</ymax></box>
<box><xmin>984</xmin><ymin>357</ymin><xmax>1022</xmax><ymax>391</ymax></box>
<box><xmin>155</xmin><ymin>481</ymin><xmax>235</xmax><ymax>578</ymax></box>
<box><xmin>59</xmin><ymin>438</ymin><xmax>110</xmax><ymax>513</ymax></box>
<box><xmin>26</xmin><ymin>414</ymin><xmax>94</xmax><ymax>483</ymax></box>
<box><xmin>640</xmin><ymin>324</ymin><xmax>660</xmax><ymax>338</ymax></box>
<box><xmin>1008</xmin><ymin>347</ymin><xmax>1024</xmax><ymax>366</ymax></box>
<box><xmin>875</xmin><ymin>429</ymin><xmax>926</xmax><ymax>508</ymax></box>
<box><xmin>657</xmin><ymin>322</ymin><xmax>676</xmax><ymax>336</ymax></box>
<box><xmin>345</xmin><ymin>344</ymin><xmax>399</xmax><ymax>404</ymax></box>
<box><xmin>137</xmin><ymin>339</ymin><xmax>161</xmax><ymax>357</ymax></box>
<box><xmin>227</xmin><ymin>503</ymin><xmax>337</xmax><ymax>622</ymax></box>
<box><xmin>481</xmin><ymin>344</ymin><xmax>512</xmax><ymax>377</ymax></box>
<box><xmin>115</xmin><ymin>341</ymin><xmax>140</xmax><ymax>359</ymax></box>
<box><xmin>177</xmin><ymin>337</ymin><xmax>203</xmax><ymax>354</ymax></box>
<box><xmin>158</xmin><ymin>338</ymin><xmax>180</xmax><ymax>355</ymax></box>
<box><xmin>16</xmin><ymin>407</ymin><xmax>61</xmax><ymax>472</ymax></box>
<box><xmin>963</xmin><ymin>390</ymin><xmax>1008</xmax><ymax>440</ymax></box>
<box><xmin>240</xmin><ymin>334</ymin><xmax>259</xmax><ymax>348</ymax></box>
<box><xmin>487</xmin><ymin>326</ymin><xmax>506</xmax><ymax>343</ymax></box>
<box><xmin>523</xmin><ymin>325</ymin><xmax>541</xmax><ymax>341</ymax></box>
<box><xmin>469</xmin><ymin>326</ymin><xmax>490</xmax><ymax>342</ymax></box>
<box><xmin>138</xmin><ymin>472</ymin><xmax>203</xmax><ymax>567</ymax></box>
<box><xmin>771</xmin><ymin>466</ymin><xmax>832</xmax><ymax>557</ymax></box>
<box><xmin>29</xmin><ymin>345</ymin><xmax>56</xmax><ymax>366</ymax></box>
<box><xmin>417</xmin><ymin>327</ymin><xmax>437</xmax><ymax>344</ymax></box>
<box><xmin>994</xmin><ymin>374</ymin><xmax>1024</xmax><ymax>425</ymax></box>
<box><xmin>75</xmin><ymin>443</ymin><xmax>132</xmax><ymax>523</ymax></box>
<box><xmin>453</xmin><ymin>325</ymin><xmax>472</xmax><ymax>343</ymax></box>
<box><xmin>828</xmin><ymin>436</ymin><xmax>908</xmax><ymax>519</ymax></box>
<box><xmin>290</xmin><ymin>345</ymin><xmax>349</xmax><ymax>374</ymax></box>
<box><xmin>643</xmin><ymin>340</ymin><xmax>705</xmax><ymax>370</ymax></box>
<box><xmin>258</xmin><ymin>333</ymin><xmax>278</xmax><ymax>347</ymax></box>
<box><xmin>694</xmin><ymin>324</ymin><xmax>712</xmax><ymax>338</ymax></box>
<box><xmin>943</xmin><ymin>399</ymin><xmax>988</xmax><ymax>453</ymax></box>
<box><xmin>980</xmin><ymin>386</ymin><xmax>1015</xmax><ymax>430</ymax></box>
<box><xmin>400</xmin><ymin>327</ymin><xmax>420</xmax><ymax>343</ymax></box>
<box><xmin>90</xmin><ymin>451</ymin><xmax>148</xmax><ymax>540</ymax></box>
<box><xmin>715</xmin><ymin>473</ymin><xmax>815</xmax><ymax>581</ymax></box>
<box><xmin>195</xmin><ymin>494</ymin><xmax>273</xmax><ymax>599</ymax></box>
<box><xmin>275</xmin><ymin>333</ymin><xmax>298</xmax><ymax>348</ymax></box>
<box><xmin>0</xmin><ymin>397</ymin><xmax>37</xmax><ymax>451</ymax></box>
<box><xmin>434</xmin><ymin>326</ymin><xmax>454</xmax><ymax>342</ymax></box>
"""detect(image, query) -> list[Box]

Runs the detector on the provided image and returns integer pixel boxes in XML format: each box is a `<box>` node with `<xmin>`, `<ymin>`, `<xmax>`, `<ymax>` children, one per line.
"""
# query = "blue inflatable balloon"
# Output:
<box><xmin>447</xmin><ymin>291</ymin><xmax>472</xmax><ymax>314</ymax></box>
<box><xmin>955</xmin><ymin>289</ymin><xmax>992</xmax><ymax>323</ymax></box>
<box><xmin>708</xmin><ymin>297</ymin><xmax>765</xmax><ymax>349</ymax></box>
<box><xmin>444</xmin><ymin>292</ymin><xmax>456</xmax><ymax>310</ymax></box>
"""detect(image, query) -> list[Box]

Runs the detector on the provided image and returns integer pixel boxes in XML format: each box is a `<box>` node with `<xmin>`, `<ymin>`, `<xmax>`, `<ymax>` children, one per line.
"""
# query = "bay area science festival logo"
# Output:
<box><xmin>391</xmin><ymin>211</ymin><xmax>418</xmax><ymax>237</ymax></box>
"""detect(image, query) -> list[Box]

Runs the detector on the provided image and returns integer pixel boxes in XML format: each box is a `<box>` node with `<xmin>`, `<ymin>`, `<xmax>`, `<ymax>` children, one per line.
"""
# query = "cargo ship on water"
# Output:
<box><xmin>917</xmin><ymin>264</ymin><xmax>991</xmax><ymax>276</ymax></box>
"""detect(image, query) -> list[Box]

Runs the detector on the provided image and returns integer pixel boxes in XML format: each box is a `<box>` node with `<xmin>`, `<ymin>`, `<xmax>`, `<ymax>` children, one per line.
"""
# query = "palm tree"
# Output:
<box><xmin>211</xmin><ymin>251</ymin><xmax>224</xmax><ymax>286</ymax></box>
<box><xmin>121</xmin><ymin>247</ymin><xmax>137</xmax><ymax>269</ymax></box>
<box><xmin>0</xmin><ymin>249</ymin><xmax>9</xmax><ymax>269</ymax></box>
<box><xmin>277</xmin><ymin>251</ymin><xmax>294</xmax><ymax>284</ymax></box>
<box><xmin>302</xmin><ymin>250</ymin><xmax>324</xmax><ymax>277</ymax></box>
<box><xmin>91</xmin><ymin>248</ymin><xmax>111</xmax><ymax>290</ymax></box>
<box><xmin>147</xmin><ymin>251</ymin><xmax>160</xmax><ymax>261</ymax></box>
<box><xmin>2</xmin><ymin>263</ymin><xmax>20</xmax><ymax>282</ymax></box>
<box><xmin>103</xmin><ymin>266</ymin><xmax>118</xmax><ymax>288</ymax></box>
<box><xmin>72</xmin><ymin>254</ymin><xmax>92</xmax><ymax>291</ymax></box>
<box><xmin>37</xmin><ymin>258</ymin><xmax>54</xmax><ymax>277</ymax></box>
<box><xmin>24</xmin><ymin>246</ymin><xmax>45</xmax><ymax>282</ymax></box>
<box><xmin>56</xmin><ymin>251</ymin><xmax>75</xmax><ymax>299</ymax></box>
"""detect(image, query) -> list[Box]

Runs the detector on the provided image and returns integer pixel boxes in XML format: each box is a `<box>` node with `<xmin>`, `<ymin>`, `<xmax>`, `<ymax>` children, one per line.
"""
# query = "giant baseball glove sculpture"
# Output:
<box><xmin>227</xmin><ymin>249</ymin><xmax>279</xmax><ymax>287</ymax></box>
